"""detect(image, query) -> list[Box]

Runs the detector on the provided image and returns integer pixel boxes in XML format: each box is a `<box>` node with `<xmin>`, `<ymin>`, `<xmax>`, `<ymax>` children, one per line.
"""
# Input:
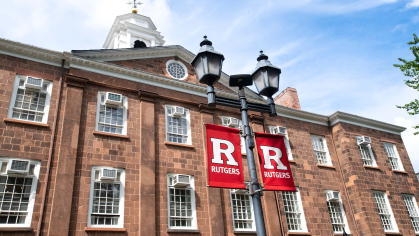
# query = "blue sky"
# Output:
<box><xmin>1</xmin><ymin>0</ymin><xmax>418</xmax><ymax>171</ymax></box>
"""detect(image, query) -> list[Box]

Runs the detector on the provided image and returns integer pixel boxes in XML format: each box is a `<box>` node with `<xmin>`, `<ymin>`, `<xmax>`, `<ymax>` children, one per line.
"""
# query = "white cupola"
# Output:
<box><xmin>103</xmin><ymin>13</ymin><xmax>165</xmax><ymax>49</ymax></box>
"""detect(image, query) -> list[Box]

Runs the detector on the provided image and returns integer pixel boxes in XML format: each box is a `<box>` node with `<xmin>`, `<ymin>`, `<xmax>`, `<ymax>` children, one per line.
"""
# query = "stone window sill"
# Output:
<box><xmin>167</xmin><ymin>228</ymin><xmax>200</xmax><ymax>233</ymax></box>
<box><xmin>384</xmin><ymin>232</ymin><xmax>402</xmax><ymax>235</ymax></box>
<box><xmin>288</xmin><ymin>160</ymin><xmax>297</xmax><ymax>164</ymax></box>
<box><xmin>316</xmin><ymin>164</ymin><xmax>336</xmax><ymax>169</ymax></box>
<box><xmin>85</xmin><ymin>227</ymin><xmax>126</xmax><ymax>232</ymax></box>
<box><xmin>4</xmin><ymin>118</ymin><xmax>49</xmax><ymax>127</ymax></box>
<box><xmin>93</xmin><ymin>131</ymin><xmax>129</xmax><ymax>139</ymax></box>
<box><xmin>165</xmin><ymin>141</ymin><xmax>194</xmax><ymax>149</ymax></box>
<box><xmin>364</xmin><ymin>165</ymin><xmax>381</xmax><ymax>170</ymax></box>
<box><xmin>234</xmin><ymin>230</ymin><xmax>256</xmax><ymax>234</ymax></box>
<box><xmin>0</xmin><ymin>227</ymin><xmax>33</xmax><ymax>232</ymax></box>
<box><xmin>287</xmin><ymin>232</ymin><xmax>311</xmax><ymax>235</ymax></box>
<box><xmin>392</xmin><ymin>170</ymin><xmax>408</xmax><ymax>174</ymax></box>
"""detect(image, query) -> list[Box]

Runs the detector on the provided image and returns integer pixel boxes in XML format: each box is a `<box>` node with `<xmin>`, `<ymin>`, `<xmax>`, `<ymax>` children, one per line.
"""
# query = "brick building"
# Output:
<box><xmin>0</xmin><ymin>12</ymin><xmax>418</xmax><ymax>236</ymax></box>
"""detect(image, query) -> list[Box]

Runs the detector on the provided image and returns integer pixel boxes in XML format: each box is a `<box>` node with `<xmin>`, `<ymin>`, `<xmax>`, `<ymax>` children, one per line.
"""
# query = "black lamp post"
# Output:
<box><xmin>191</xmin><ymin>36</ymin><xmax>282</xmax><ymax>236</ymax></box>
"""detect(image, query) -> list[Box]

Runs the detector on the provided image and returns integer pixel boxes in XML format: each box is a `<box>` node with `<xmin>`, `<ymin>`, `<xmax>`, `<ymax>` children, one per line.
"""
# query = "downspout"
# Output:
<box><xmin>328</xmin><ymin>117</ymin><xmax>360</xmax><ymax>236</ymax></box>
<box><xmin>36</xmin><ymin>59</ymin><xmax>65</xmax><ymax>236</ymax></box>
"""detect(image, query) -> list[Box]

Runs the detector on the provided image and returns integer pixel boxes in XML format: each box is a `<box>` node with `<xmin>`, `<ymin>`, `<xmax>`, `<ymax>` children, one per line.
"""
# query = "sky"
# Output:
<box><xmin>0</xmin><ymin>0</ymin><xmax>418</xmax><ymax>171</ymax></box>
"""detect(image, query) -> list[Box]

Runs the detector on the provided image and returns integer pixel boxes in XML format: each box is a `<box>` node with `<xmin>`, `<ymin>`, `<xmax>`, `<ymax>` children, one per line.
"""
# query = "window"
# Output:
<box><xmin>270</xmin><ymin>126</ymin><xmax>293</xmax><ymax>160</ymax></box>
<box><xmin>402</xmin><ymin>194</ymin><xmax>419</xmax><ymax>233</ymax></box>
<box><xmin>282</xmin><ymin>188</ymin><xmax>307</xmax><ymax>232</ymax></box>
<box><xmin>383</xmin><ymin>142</ymin><xmax>403</xmax><ymax>171</ymax></box>
<box><xmin>310</xmin><ymin>135</ymin><xmax>331</xmax><ymax>165</ymax></box>
<box><xmin>324</xmin><ymin>190</ymin><xmax>350</xmax><ymax>234</ymax></box>
<box><xmin>7</xmin><ymin>75</ymin><xmax>52</xmax><ymax>123</ymax></box>
<box><xmin>165</xmin><ymin>105</ymin><xmax>191</xmax><ymax>145</ymax></box>
<box><xmin>0</xmin><ymin>158</ymin><xmax>40</xmax><ymax>227</ymax></box>
<box><xmin>88</xmin><ymin>167</ymin><xmax>125</xmax><ymax>228</ymax></box>
<box><xmin>96</xmin><ymin>92</ymin><xmax>128</xmax><ymax>135</ymax></box>
<box><xmin>372</xmin><ymin>191</ymin><xmax>398</xmax><ymax>232</ymax></box>
<box><xmin>230</xmin><ymin>183</ymin><xmax>254</xmax><ymax>231</ymax></box>
<box><xmin>222</xmin><ymin>116</ymin><xmax>246</xmax><ymax>154</ymax></box>
<box><xmin>166</xmin><ymin>60</ymin><xmax>188</xmax><ymax>80</ymax></box>
<box><xmin>355</xmin><ymin>136</ymin><xmax>376</xmax><ymax>166</ymax></box>
<box><xmin>167</xmin><ymin>174</ymin><xmax>197</xmax><ymax>229</ymax></box>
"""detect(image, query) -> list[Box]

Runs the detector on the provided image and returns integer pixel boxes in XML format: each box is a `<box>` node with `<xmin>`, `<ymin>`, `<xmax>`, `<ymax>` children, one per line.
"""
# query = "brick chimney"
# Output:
<box><xmin>274</xmin><ymin>87</ymin><xmax>301</xmax><ymax>110</ymax></box>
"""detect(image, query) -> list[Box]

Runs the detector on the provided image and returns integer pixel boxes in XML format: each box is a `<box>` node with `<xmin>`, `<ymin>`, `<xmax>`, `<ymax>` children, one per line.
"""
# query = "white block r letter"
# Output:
<box><xmin>210</xmin><ymin>138</ymin><xmax>239</xmax><ymax>166</ymax></box>
<box><xmin>260</xmin><ymin>145</ymin><xmax>287</xmax><ymax>170</ymax></box>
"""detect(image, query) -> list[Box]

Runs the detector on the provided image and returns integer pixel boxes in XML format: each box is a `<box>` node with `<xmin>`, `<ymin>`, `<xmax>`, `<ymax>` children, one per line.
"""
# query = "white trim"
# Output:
<box><xmin>165</xmin><ymin>105</ymin><xmax>191</xmax><ymax>145</ymax></box>
<box><xmin>87</xmin><ymin>166</ymin><xmax>125</xmax><ymax>228</ymax></box>
<box><xmin>324</xmin><ymin>190</ymin><xmax>350</xmax><ymax>234</ymax></box>
<box><xmin>166</xmin><ymin>174</ymin><xmax>197</xmax><ymax>230</ymax></box>
<box><xmin>95</xmin><ymin>92</ymin><xmax>128</xmax><ymax>135</ymax></box>
<box><xmin>269</xmin><ymin>125</ymin><xmax>293</xmax><ymax>160</ymax></box>
<box><xmin>355</xmin><ymin>136</ymin><xmax>377</xmax><ymax>167</ymax></box>
<box><xmin>7</xmin><ymin>75</ymin><xmax>52</xmax><ymax>124</ymax></box>
<box><xmin>0</xmin><ymin>158</ymin><xmax>40</xmax><ymax>228</ymax></box>
<box><xmin>310</xmin><ymin>134</ymin><xmax>332</xmax><ymax>166</ymax></box>
<box><xmin>372</xmin><ymin>191</ymin><xmax>399</xmax><ymax>233</ymax></box>
<box><xmin>166</xmin><ymin>59</ymin><xmax>188</xmax><ymax>80</ymax></box>
<box><xmin>383</xmin><ymin>142</ymin><xmax>404</xmax><ymax>171</ymax></box>
<box><xmin>283</xmin><ymin>187</ymin><xmax>308</xmax><ymax>233</ymax></box>
<box><xmin>229</xmin><ymin>184</ymin><xmax>255</xmax><ymax>232</ymax></box>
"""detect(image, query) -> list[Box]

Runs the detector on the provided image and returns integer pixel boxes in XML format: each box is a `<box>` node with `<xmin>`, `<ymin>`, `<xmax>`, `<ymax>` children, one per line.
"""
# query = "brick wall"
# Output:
<box><xmin>274</xmin><ymin>87</ymin><xmax>301</xmax><ymax>110</ymax></box>
<box><xmin>0</xmin><ymin>53</ymin><xmax>418</xmax><ymax>236</ymax></box>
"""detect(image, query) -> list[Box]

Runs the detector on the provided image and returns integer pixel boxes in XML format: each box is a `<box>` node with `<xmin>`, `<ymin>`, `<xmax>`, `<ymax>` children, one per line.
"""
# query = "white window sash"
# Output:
<box><xmin>165</xmin><ymin>105</ymin><xmax>191</xmax><ymax>145</ymax></box>
<box><xmin>355</xmin><ymin>136</ymin><xmax>376</xmax><ymax>167</ymax></box>
<box><xmin>7</xmin><ymin>75</ymin><xmax>52</xmax><ymax>124</ymax></box>
<box><xmin>311</xmin><ymin>135</ymin><xmax>332</xmax><ymax>166</ymax></box>
<box><xmin>166</xmin><ymin>174</ymin><xmax>197</xmax><ymax>230</ymax></box>
<box><xmin>402</xmin><ymin>194</ymin><xmax>419</xmax><ymax>233</ymax></box>
<box><xmin>372</xmin><ymin>191</ymin><xmax>399</xmax><ymax>233</ymax></box>
<box><xmin>269</xmin><ymin>126</ymin><xmax>293</xmax><ymax>160</ymax></box>
<box><xmin>283</xmin><ymin>188</ymin><xmax>308</xmax><ymax>232</ymax></box>
<box><xmin>95</xmin><ymin>92</ymin><xmax>128</xmax><ymax>135</ymax></box>
<box><xmin>0</xmin><ymin>158</ymin><xmax>40</xmax><ymax>228</ymax></box>
<box><xmin>383</xmin><ymin>143</ymin><xmax>403</xmax><ymax>171</ymax></box>
<box><xmin>324</xmin><ymin>190</ymin><xmax>350</xmax><ymax>234</ymax></box>
<box><xmin>230</xmin><ymin>185</ymin><xmax>255</xmax><ymax>231</ymax></box>
<box><xmin>87</xmin><ymin>167</ymin><xmax>125</xmax><ymax>228</ymax></box>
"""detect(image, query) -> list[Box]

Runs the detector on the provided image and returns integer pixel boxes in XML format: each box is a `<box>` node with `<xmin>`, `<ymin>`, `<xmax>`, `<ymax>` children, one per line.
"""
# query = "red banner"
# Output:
<box><xmin>255</xmin><ymin>132</ymin><xmax>296</xmax><ymax>191</ymax></box>
<box><xmin>205</xmin><ymin>124</ymin><xmax>246</xmax><ymax>189</ymax></box>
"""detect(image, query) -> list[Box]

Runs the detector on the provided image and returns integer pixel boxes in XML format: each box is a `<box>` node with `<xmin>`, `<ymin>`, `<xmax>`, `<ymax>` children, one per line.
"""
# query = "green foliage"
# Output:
<box><xmin>394</xmin><ymin>34</ymin><xmax>419</xmax><ymax>135</ymax></box>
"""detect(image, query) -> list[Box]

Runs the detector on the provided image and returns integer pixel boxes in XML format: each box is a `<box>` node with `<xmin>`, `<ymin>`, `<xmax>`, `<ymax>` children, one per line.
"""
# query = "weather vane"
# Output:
<box><xmin>127</xmin><ymin>0</ymin><xmax>143</xmax><ymax>14</ymax></box>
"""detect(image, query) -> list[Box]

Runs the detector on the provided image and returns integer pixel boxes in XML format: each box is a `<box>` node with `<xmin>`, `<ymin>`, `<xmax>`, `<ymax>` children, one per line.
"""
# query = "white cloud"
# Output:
<box><xmin>392</xmin><ymin>23</ymin><xmax>408</xmax><ymax>32</ymax></box>
<box><xmin>406</xmin><ymin>0</ymin><xmax>419</xmax><ymax>8</ymax></box>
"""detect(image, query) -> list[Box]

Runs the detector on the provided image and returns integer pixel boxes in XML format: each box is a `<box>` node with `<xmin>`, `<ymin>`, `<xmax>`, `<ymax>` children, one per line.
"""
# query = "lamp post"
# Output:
<box><xmin>191</xmin><ymin>36</ymin><xmax>281</xmax><ymax>236</ymax></box>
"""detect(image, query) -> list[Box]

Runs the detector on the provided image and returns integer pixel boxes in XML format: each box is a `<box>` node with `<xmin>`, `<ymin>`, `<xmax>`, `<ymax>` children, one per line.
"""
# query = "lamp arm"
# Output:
<box><xmin>266</xmin><ymin>96</ymin><xmax>277</xmax><ymax>117</ymax></box>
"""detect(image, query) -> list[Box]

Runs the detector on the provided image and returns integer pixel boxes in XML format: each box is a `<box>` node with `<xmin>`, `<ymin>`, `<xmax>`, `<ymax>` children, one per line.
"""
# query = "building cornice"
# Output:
<box><xmin>275</xmin><ymin>105</ymin><xmax>329</xmax><ymax>125</ymax></box>
<box><xmin>329</xmin><ymin>111</ymin><xmax>406</xmax><ymax>134</ymax></box>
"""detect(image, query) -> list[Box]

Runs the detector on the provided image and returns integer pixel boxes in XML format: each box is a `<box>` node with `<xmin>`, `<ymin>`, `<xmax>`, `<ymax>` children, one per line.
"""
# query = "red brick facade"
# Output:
<box><xmin>274</xmin><ymin>87</ymin><xmax>301</xmax><ymax>110</ymax></box>
<box><xmin>0</xmin><ymin>44</ymin><xmax>418</xmax><ymax>236</ymax></box>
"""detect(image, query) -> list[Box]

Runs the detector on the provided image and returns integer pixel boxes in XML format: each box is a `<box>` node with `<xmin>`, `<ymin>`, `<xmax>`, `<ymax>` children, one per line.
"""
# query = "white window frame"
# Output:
<box><xmin>7</xmin><ymin>75</ymin><xmax>53</xmax><ymax>124</ymax></box>
<box><xmin>402</xmin><ymin>194</ymin><xmax>419</xmax><ymax>233</ymax></box>
<box><xmin>87</xmin><ymin>166</ymin><xmax>125</xmax><ymax>228</ymax></box>
<box><xmin>324</xmin><ymin>190</ymin><xmax>350</xmax><ymax>234</ymax></box>
<box><xmin>355</xmin><ymin>136</ymin><xmax>376</xmax><ymax>167</ymax></box>
<box><xmin>221</xmin><ymin>116</ymin><xmax>246</xmax><ymax>154</ymax></box>
<box><xmin>167</xmin><ymin>174</ymin><xmax>197</xmax><ymax>230</ymax></box>
<box><xmin>95</xmin><ymin>91</ymin><xmax>128</xmax><ymax>135</ymax></box>
<box><xmin>383</xmin><ymin>142</ymin><xmax>404</xmax><ymax>171</ymax></box>
<box><xmin>310</xmin><ymin>134</ymin><xmax>332</xmax><ymax>166</ymax></box>
<box><xmin>230</xmin><ymin>183</ymin><xmax>255</xmax><ymax>232</ymax></box>
<box><xmin>166</xmin><ymin>59</ymin><xmax>188</xmax><ymax>80</ymax></box>
<box><xmin>0</xmin><ymin>158</ymin><xmax>40</xmax><ymax>228</ymax></box>
<box><xmin>165</xmin><ymin>105</ymin><xmax>191</xmax><ymax>145</ymax></box>
<box><xmin>269</xmin><ymin>125</ymin><xmax>293</xmax><ymax>160</ymax></box>
<box><xmin>282</xmin><ymin>187</ymin><xmax>308</xmax><ymax>233</ymax></box>
<box><xmin>372</xmin><ymin>191</ymin><xmax>398</xmax><ymax>233</ymax></box>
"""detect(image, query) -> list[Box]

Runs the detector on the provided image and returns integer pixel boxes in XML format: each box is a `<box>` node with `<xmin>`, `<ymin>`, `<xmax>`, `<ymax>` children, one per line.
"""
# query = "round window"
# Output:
<box><xmin>166</xmin><ymin>60</ymin><xmax>187</xmax><ymax>80</ymax></box>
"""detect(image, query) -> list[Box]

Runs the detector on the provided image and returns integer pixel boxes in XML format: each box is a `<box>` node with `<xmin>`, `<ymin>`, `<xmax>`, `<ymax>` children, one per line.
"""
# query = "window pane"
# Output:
<box><xmin>402</xmin><ymin>195</ymin><xmax>419</xmax><ymax>233</ymax></box>
<box><xmin>97</xmin><ymin>104</ymin><xmax>125</xmax><ymax>134</ymax></box>
<box><xmin>373</xmin><ymin>192</ymin><xmax>394</xmax><ymax>231</ymax></box>
<box><xmin>283</xmin><ymin>191</ymin><xmax>303</xmax><ymax>231</ymax></box>
<box><xmin>168</xmin><ymin>176</ymin><xmax>193</xmax><ymax>228</ymax></box>
<box><xmin>231</xmin><ymin>191</ymin><xmax>254</xmax><ymax>230</ymax></box>
<box><xmin>12</xmin><ymin>89</ymin><xmax>45</xmax><ymax>122</ymax></box>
